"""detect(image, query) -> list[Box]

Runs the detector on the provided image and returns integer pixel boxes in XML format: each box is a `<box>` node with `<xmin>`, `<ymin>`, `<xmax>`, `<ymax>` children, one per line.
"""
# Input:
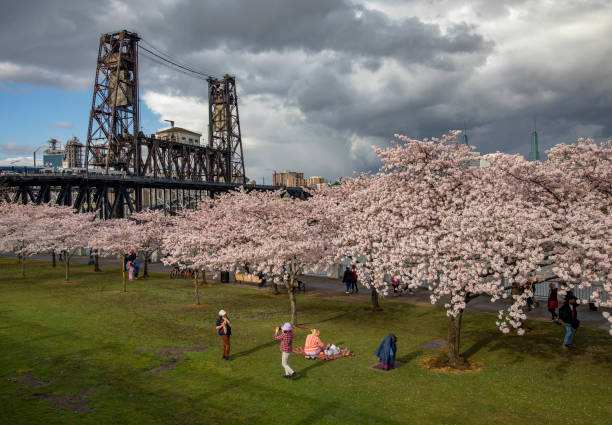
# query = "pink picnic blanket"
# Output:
<box><xmin>292</xmin><ymin>346</ymin><xmax>355</xmax><ymax>360</ymax></box>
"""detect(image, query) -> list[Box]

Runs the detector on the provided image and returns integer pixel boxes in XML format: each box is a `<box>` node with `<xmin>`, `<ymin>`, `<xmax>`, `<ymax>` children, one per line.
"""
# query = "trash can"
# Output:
<box><xmin>220</xmin><ymin>271</ymin><xmax>230</xmax><ymax>283</ymax></box>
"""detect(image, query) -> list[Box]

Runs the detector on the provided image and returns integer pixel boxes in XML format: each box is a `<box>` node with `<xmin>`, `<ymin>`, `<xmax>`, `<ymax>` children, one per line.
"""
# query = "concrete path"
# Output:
<box><xmin>14</xmin><ymin>254</ymin><xmax>612</xmax><ymax>331</ymax></box>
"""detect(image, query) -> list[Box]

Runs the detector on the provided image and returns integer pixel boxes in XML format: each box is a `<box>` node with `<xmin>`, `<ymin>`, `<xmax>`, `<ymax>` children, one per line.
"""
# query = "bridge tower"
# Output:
<box><xmin>207</xmin><ymin>75</ymin><xmax>246</xmax><ymax>183</ymax></box>
<box><xmin>85</xmin><ymin>30</ymin><xmax>140</xmax><ymax>176</ymax></box>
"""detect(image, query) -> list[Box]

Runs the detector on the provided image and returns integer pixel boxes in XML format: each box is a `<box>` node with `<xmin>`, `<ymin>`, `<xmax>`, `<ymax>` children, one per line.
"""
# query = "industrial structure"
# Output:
<box><xmin>1</xmin><ymin>29</ymin><xmax>302</xmax><ymax>217</ymax></box>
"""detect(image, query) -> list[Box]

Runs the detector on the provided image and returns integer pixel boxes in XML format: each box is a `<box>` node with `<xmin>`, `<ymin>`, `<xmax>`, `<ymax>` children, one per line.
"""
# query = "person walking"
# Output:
<box><xmin>216</xmin><ymin>310</ymin><xmax>232</xmax><ymax>360</ymax></box>
<box><xmin>559</xmin><ymin>294</ymin><xmax>579</xmax><ymax>349</ymax></box>
<box><xmin>548</xmin><ymin>283</ymin><xmax>560</xmax><ymax>323</ymax></box>
<box><xmin>351</xmin><ymin>265</ymin><xmax>359</xmax><ymax>293</ymax></box>
<box><xmin>274</xmin><ymin>322</ymin><xmax>296</xmax><ymax>379</ymax></box>
<box><xmin>342</xmin><ymin>266</ymin><xmax>353</xmax><ymax>295</ymax></box>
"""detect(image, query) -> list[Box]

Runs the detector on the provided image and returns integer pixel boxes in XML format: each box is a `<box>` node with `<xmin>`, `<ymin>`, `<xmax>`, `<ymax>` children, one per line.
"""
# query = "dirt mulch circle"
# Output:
<box><xmin>185</xmin><ymin>304</ymin><xmax>208</xmax><ymax>308</ymax></box>
<box><xmin>363</xmin><ymin>307</ymin><xmax>388</xmax><ymax>312</ymax></box>
<box><xmin>420</xmin><ymin>353</ymin><xmax>484</xmax><ymax>374</ymax></box>
<box><xmin>52</xmin><ymin>281</ymin><xmax>79</xmax><ymax>285</ymax></box>
<box><xmin>133</xmin><ymin>345</ymin><xmax>207</xmax><ymax>374</ymax></box>
<box><xmin>368</xmin><ymin>361</ymin><xmax>405</xmax><ymax>372</ymax></box>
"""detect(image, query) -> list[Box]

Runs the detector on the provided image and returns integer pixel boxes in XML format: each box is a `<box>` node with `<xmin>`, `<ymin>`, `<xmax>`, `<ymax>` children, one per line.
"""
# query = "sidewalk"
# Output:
<box><xmin>15</xmin><ymin>254</ymin><xmax>612</xmax><ymax>331</ymax></box>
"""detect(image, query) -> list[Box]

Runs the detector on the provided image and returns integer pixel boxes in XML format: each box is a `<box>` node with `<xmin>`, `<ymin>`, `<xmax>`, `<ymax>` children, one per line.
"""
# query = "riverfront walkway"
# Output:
<box><xmin>22</xmin><ymin>254</ymin><xmax>612</xmax><ymax>330</ymax></box>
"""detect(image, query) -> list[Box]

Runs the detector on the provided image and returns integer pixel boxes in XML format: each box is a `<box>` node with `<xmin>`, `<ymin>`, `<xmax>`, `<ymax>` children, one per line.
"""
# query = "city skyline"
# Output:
<box><xmin>1</xmin><ymin>1</ymin><xmax>611</xmax><ymax>184</ymax></box>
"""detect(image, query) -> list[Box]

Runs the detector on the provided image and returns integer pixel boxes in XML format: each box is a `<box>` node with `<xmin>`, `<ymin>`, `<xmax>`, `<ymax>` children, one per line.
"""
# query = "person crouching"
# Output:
<box><xmin>304</xmin><ymin>328</ymin><xmax>328</xmax><ymax>359</ymax></box>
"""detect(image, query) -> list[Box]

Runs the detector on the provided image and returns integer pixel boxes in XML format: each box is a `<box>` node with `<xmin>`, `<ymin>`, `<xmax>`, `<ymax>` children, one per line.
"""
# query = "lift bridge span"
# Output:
<box><xmin>0</xmin><ymin>30</ymin><xmax>304</xmax><ymax>218</ymax></box>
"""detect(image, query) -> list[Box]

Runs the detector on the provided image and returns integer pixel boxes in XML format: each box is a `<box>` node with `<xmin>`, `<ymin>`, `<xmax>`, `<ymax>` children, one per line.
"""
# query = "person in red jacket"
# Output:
<box><xmin>274</xmin><ymin>322</ymin><xmax>296</xmax><ymax>379</ymax></box>
<box><xmin>547</xmin><ymin>283</ymin><xmax>560</xmax><ymax>323</ymax></box>
<box><xmin>351</xmin><ymin>265</ymin><xmax>359</xmax><ymax>293</ymax></box>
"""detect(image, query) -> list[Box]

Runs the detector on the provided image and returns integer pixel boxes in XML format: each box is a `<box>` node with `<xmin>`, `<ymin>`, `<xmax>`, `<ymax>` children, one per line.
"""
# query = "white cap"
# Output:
<box><xmin>219</xmin><ymin>310</ymin><xmax>227</xmax><ymax>316</ymax></box>
<box><xmin>281</xmin><ymin>322</ymin><xmax>292</xmax><ymax>331</ymax></box>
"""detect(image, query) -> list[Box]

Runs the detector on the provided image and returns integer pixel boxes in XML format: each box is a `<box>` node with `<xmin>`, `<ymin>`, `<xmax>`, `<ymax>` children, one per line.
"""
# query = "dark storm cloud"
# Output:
<box><xmin>0</xmin><ymin>0</ymin><xmax>611</xmax><ymax>180</ymax></box>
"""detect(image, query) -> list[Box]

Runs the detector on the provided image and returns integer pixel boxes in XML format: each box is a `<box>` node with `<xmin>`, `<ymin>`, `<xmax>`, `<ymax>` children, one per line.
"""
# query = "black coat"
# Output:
<box><xmin>559</xmin><ymin>302</ymin><xmax>578</xmax><ymax>324</ymax></box>
<box><xmin>342</xmin><ymin>269</ymin><xmax>354</xmax><ymax>283</ymax></box>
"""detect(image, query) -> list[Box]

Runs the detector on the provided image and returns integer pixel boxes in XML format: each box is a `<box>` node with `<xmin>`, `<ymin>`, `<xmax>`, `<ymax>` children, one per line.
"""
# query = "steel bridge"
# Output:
<box><xmin>1</xmin><ymin>172</ymin><xmax>304</xmax><ymax>219</ymax></box>
<box><xmin>1</xmin><ymin>29</ymin><xmax>305</xmax><ymax>217</ymax></box>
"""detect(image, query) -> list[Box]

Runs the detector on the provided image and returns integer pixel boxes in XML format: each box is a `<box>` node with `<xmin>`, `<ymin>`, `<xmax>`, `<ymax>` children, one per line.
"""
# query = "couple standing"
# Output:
<box><xmin>342</xmin><ymin>265</ymin><xmax>358</xmax><ymax>294</ymax></box>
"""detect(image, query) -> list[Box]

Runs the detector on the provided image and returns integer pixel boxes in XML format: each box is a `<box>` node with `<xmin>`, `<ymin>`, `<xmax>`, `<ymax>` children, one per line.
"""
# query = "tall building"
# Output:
<box><xmin>529</xmin><ymin>130</ymin><xmax>540</xmax><ymax>161</ymax></box>
<box><xmin>155</xmin><ymin>126</ymin><xmax>202</xmax><ymax>146</ymax></box>
<box><xmin>305</xmin><ymin>176</ymin><xmax>325</xmax><ymax>186</ymax></box>
<box><xmin>273</xmin><ymin>171</ymin><xmax>304</xmax><ymax>187</ymax></box>
<box><xmin>63</xmin><ymin>137</ymin><xmax>84</xmax><ymax>168</ymax></box>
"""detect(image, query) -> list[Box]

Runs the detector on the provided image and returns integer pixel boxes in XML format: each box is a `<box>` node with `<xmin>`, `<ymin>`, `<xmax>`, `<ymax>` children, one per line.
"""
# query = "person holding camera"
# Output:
<box><xmin>559</xmin><ymin>294</ymin><xmax>579</xmax><ymax>349</ymax></box>
<box><xmin>216</xmin><ymin>309</ymin><xmax>232</xmax><ymax>360</ymax></box>
<box><xmin>274</xmin><ymin>323</ymin><xmax>296</xmax><ymax>379</ymax></box>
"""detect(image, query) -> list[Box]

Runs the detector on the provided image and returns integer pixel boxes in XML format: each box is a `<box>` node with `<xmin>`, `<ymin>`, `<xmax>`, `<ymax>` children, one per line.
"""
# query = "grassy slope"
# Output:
<box><xmin>0</xmin><ymin>258</ymin><xmax>611</xmax><ymax>425</ymax></box>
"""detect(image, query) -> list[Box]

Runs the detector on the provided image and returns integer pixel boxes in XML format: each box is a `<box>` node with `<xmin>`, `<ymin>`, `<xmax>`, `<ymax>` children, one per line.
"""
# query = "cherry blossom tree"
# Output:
<box><xmin>488</xmin><ymin>139</ymin><xmax>612</xmax><ymax>335</ymax></box>
<box><xmin>206</xmin><ymin>188</ymin><xmax>333</xmax><ymax>325</ymax></box>
<box><xmin>329</xmin><ymin>132</ymin><xmax>558</xmax><ymax>367</ymax></box>
<box><xmin>89</xmin><ymin>218</ymin><xmax>142</xmax><ymax>292</ymax></box>
<box><xmin>162</xmin><ymin>199</ymin><xmax>226</xmax><ymax>305</ymax></box>
<box><xmin>0</xmin><ymin>203</ymin><xmax>54</xmax><ymax>277</ymax></box>
<box><xmin>41</xmin><ymin>209</ymin><xmax>97</xmax><ymax>282</ymax></box>
<box><xmin>131</xmin><ymin>209</ymin><xmax>173</xmax><ymax>278</ymax></box>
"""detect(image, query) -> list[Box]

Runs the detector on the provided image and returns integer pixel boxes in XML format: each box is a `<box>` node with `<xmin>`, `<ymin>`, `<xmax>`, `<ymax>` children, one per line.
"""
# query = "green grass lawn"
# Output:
<box><xmin>1</xmin><ymin>258</ymin><xmax>611</xmax><ymax>425</ymax></box>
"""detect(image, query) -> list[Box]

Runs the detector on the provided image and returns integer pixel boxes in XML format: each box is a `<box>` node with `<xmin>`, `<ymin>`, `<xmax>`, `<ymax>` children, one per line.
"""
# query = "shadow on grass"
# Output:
<box><xmin>233</xmin><ymin>341</ymin><xmax>277</xmax><ymax>359</ymax></box>
<box><xmin>461</xmin><ymin>332</ymin><xmax>500</xmax><ymax>358</ymax></box>
<box><xmin>397</xmin><ymin>349</ymin><xmax>423</xmax><ymax>364</ymax></box>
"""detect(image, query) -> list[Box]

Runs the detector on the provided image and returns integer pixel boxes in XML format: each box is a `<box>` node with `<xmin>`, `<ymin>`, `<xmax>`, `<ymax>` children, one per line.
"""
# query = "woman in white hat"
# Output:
<box><xmin>215</xmin><ymin>309</ymin><xmax>232</xmax><ymax>360</ymax></box>
<box><xmin>274</xmin><ymin>322</ymin><xmax>295</xmax><ymax>379</ymax></box>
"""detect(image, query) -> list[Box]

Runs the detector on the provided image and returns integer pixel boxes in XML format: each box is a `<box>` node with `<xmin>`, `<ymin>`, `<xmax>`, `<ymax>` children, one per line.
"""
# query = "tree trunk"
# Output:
<box><xmin>143</xmin><ymin>253</ymin><xmax>149</xmax><ymax>278</ymax></box>
<box><xmin>194</xmin><ymin>271</ymin><xmax>200</xmax><ymax>305</ymax></box>
<box><xmin>94</xmin><ymin>252</ymin><xmax>101</xmax><ymax>272</ymax></box>
<box><xmin>446</xmin><ymin>311</ymin><xmax>464</xmax><ymax>367</ymax></box>
<box><xmin>272</xmin><ymin>283</ymin><xmax>279</xmax><ymax>294</ymax></box>
<box><xmin>52</xmin><ymin>251</ymin><xmax>56</xmax><ymax>268</ymax></box>
<box><xmin>122</xmin><ymin>255</ymin><xmax>127</xmax><ymax>292</ymax></box>
<box><xmin>21</xmin><ymin>255</ymin><xmax>25</xmax><ymax>277</ymax></box>
<box><xmin>371</xmin><ymin>287</ymin><xmax>380</xmax><ymax>310</ymax></box>
<box><xmin>287</xmin><ymin>280</ymin><xmax>297</xmax><ymax>326</ymax></box>
<box><xmin>65</xmin><ymin>252</ymin><xmax>70</xmax><ymax>282</ymax></box>
<box><xmin>201</xmin><ymin>269</ymin><xmax>206</xmax><ymax>285</ymax></box>
<box><xmin>16</xmin><ymin>252</ymin><xmax>21</xmax><ymax>264</ymax></box>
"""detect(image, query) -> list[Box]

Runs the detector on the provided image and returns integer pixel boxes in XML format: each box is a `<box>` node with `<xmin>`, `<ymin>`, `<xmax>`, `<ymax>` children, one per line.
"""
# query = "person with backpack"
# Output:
<box><xmin>559</xmin><ymin>294</ymin><xmax>579</xmax><ymax>349</ymax></box>
<box><xmin>215</xmin><ymin>309</ymin><xmax>232</xmax><ymax>360</ymax></box>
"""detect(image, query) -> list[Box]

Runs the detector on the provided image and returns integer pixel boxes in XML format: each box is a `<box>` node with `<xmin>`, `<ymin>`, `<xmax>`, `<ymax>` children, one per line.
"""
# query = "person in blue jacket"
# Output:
<box><xmin>375</xmin><ymin>334</ymin><xmax>397</xmax><ymax>370</ymax></box>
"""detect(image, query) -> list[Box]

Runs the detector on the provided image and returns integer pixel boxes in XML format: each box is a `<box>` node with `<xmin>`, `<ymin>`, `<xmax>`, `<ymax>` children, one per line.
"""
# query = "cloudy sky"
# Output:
<box><xmin>1</xmin><ymin>0</ymin><xmax>611</xmax><ymax>183</ymax></box>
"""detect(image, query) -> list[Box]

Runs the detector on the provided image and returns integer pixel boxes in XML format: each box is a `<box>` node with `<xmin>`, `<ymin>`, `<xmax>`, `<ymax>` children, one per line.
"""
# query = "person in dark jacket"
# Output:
<box><xmin>559</xmin><ymin>294</ymin><xmax>579</xmax><ymax>349</ymax></box>
<box><xmin>342</xmin><ymin>266</ymin><xmax>353</xmax><ymax>294</ymax></box>
<box><xmin>215</xmin><ymin>309</ymin><xmax>232</xmax><ymax>360</ymax></box>
<box><xmin>375</xmin><ymin>334</ymin><xmax>397</xmax><ymax>370</ymax></box>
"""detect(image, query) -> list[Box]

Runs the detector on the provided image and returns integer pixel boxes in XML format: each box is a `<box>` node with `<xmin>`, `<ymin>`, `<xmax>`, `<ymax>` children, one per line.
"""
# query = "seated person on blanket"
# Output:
<box><xmin>375</xmin><ymin>334</ymin><xmax>397</xmax><ymax>370</ymax></box>
<box><xmin>304</xmin><ymin>329</ymin><xmax>329</xmax><ymax>359</ymax></box>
